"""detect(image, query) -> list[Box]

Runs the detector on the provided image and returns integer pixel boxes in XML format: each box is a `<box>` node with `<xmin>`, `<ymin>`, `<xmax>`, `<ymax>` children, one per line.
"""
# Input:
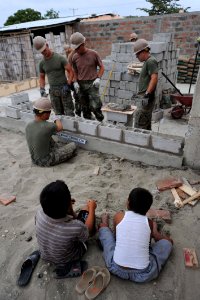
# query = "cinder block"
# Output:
<box><xmin>123</xmin><ymin>128</ymin><xmax>150</xmax><ymax>147</ymax></box>
<box><xmin>78</xmin><ymin>119</ymin><xmax>100</xmax><ymax>136</ymax></box>
<box><xmin>98</xmin><ymin>124</ymin><xmax>122</xmax><ymax>141</ymax></box>
<box><xmin>5</xmin><ymin>106</ymin><xmax>21</xmax><ymax>119</ymax></box>
<box><xmin>152</xmin><ymin>109</ymin><xmax>164</xmax><ymax>122</ymax></box>
<box><xmin>61</xmin><ymin>116</ymin><xmax>77</xmax><ymax>132</ymax></box>
<box><xmin>151</xmin><ymin>132</ymin><xmax>184</xmax><ymax>154</ymax></box>
<box><xmin>20</xmin><ymin>110</ymin><xmax>35</xmax><ymax>121</ymax></box>
<box><xmin>10</xmin><ymin>93</ymin><xmax>29</xmax><ymax>105</ymax></box>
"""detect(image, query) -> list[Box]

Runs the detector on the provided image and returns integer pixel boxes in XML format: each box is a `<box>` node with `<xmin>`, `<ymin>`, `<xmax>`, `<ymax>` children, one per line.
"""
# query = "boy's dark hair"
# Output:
<box><xmin>128</xmin><ymin>187</ymin><xmax>153</xmax><ymax>215</ymax></box>
<box><xmin>40</xmin><ymin>180</ymin><xmax>71</xmax><ymax>219</ymax></box>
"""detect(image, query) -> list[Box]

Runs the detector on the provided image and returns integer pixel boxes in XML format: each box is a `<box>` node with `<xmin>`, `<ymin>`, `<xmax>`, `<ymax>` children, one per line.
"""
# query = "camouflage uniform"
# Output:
<box><xmin>133</xmin><ymin>93</ymin><xmax>155</xmax><ymax>130</ymax></box>
<box><xmin>35</xmin><ymin>141</ymin><xmax>76</xmax><ymax>167</ymax></box>
<box><xmin>79</xmin><ymin>80</ymin><xmax>104</xmax><ymax>121</ymax></box>
<box><xmin>50</xmin><ymin>84</ymin><xmax>74</xmax><ymax>116</ymax></box>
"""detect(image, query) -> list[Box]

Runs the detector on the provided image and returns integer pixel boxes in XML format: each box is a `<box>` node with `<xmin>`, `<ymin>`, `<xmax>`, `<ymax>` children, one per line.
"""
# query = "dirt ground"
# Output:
<box><xmin>0</xmin><ymin>128</ymin><xmax>200</xmax><ymax>300</ymax></box>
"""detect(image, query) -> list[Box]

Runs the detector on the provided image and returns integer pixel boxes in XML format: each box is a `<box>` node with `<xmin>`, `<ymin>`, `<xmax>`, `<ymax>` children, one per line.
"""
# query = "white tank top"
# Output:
<box><xmin>113</xmin><ymin>211</ymin><xmax>150</xmax><ymax>269</ymax></box>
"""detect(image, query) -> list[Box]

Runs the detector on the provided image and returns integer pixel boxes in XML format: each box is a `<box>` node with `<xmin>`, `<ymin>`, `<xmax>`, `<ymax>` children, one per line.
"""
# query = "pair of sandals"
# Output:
<box><xmin>75</xmin><ymin>266</ymin><xmax>110</xmax><ymax>299</ymax></box>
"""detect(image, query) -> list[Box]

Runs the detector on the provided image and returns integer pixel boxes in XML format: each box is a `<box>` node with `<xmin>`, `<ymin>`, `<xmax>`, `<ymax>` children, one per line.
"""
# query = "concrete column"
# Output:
<box><xmin>184</xmin><ymin>69</ymin><xmax>200</xmax><ymax>168</ymax></box>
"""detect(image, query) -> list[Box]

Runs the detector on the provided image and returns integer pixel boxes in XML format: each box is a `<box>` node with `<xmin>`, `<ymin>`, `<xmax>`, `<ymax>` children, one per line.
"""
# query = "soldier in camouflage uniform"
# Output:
<box><xmin>70</xmin><ymin>32</ymin><xmax>104</xmax><ymax>122</ymax></box>
<box><xmin>33</xmin><ymin>36</ymin><xmax>74</xmax><ymax>116</ymax></box>
<box><xmin>25</xmin><ymin>98</ymin><xmax>76</xmax><ymax>167</ymax></box>
<box><xmin>133</xmin><ymin>39</ymin><xmax>158</xmax><ymax>130</ymax></box>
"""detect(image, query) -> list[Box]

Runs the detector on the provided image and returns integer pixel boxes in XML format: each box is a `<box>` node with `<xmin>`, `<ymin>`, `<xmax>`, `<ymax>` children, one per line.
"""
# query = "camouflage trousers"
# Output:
<box><xmin>49</xmin><ymin>84</ymin><xmax>75</xmax><ymax>116</ymax></box>
<box><xmin>34</xmin><ymin>142</ymin><xmax>76</xmax><ymax>167</ymax></box>
<box><xmin>78</xmin><ymin>80</ymin><xmax>104</xmax><ymax>122</ymax></box>
<box><xmin>133</xmin><ymin>93</ymin><xmax>155</xmax><ymax>130</ymax></box>
<box><xmin>70</xmin><ymin>84</ymin><xmax>82</xmax><ymax>117</ymax></box>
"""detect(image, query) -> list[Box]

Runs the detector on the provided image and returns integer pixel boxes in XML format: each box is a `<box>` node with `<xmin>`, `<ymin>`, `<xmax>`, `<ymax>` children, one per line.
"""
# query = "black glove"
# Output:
<box><xmin>40</xmin><ymin>87</ymin><xmax>48</xmax><ymax>97</ymax></box>
<box><xmin>144</xmin><ymin>92</ymin><xmax>150</xmax><ymax>98</ymax></box>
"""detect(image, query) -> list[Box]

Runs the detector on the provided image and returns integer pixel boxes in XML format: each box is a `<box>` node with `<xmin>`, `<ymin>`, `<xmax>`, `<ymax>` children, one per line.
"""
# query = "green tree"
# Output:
<box><xmin>138</xmin><ymin>0</ymin><xmax>190</xmax><ymax>15</ymax></box>
<box><xmin>43</xmin><ymin>8</ymin><xmax>59</xmax><ymax>19</ymax></box>
<box><xmin>4</xmin><ymin>8</ymin><xmax>43</xmax><ymax>26</ymax></box>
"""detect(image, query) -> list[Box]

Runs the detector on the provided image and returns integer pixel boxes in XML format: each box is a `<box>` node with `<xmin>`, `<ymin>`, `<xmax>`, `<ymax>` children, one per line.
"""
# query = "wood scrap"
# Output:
<box><xmin>171</xmin><ymin>188</ymin><xmax>183</xmax><ymax>207</ymax></box>
<box><xmin>180</xmin><ymin>177</ymin><xmax>199</xmax><ymax>206</ymax></box>
<box><xmin>183</xmin><ymin>248</ymin><xmax>199</xmax><ymax>268</ymax></box>
<box><xmin>178</xmin><ymin>191</ymin><xmax>200</xmax><ymax>208</ymax></box>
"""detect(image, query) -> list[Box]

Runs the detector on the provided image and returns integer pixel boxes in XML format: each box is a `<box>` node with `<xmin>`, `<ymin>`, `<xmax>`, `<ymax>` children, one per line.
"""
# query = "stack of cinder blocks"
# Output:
<box><xmin>5</xmin><ymin>93</ymin><xmax>34</xmax><ymax>121</ymax></box>
<box><xmin>100</xmin><ymin>33</ymin><xmax>179</xmax><ymax>110</ymax></box>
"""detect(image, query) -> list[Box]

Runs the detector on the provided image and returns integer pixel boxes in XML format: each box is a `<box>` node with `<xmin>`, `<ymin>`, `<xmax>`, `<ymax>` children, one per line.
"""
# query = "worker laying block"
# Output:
<box><xmin>33</xmin><ymin>36</ymin><xmax>75</xmax><ymax>116</ymax></box>
<box><xmin>132</xmin><ymin>39</ymin><xmax>158</xmax><ymax>130</ymax></box>
<box><xmin>25</xmin><ymin>98</ymin><xmax>76</xmax><ymax>167</ymax></box>
<box><xmin>70</xmin><ymin>32</ymin><xmax>104</xmax><ymax>122</ymax></box>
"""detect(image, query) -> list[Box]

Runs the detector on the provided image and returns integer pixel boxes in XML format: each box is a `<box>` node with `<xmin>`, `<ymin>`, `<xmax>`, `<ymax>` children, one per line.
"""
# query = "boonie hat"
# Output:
<box><xmin>33</xmin><ymin>36</ymin><xmax>47</xmax><ymax>53</ymax></box>
<box><xmin>70</xmin><ymin>32</ymin><xmax>86</xmax><ymax>49</ymax></box>
<box><xmin>33</xmin><ymin>98</ymin><xmax>52</xmax><ymax>113</ymax></box>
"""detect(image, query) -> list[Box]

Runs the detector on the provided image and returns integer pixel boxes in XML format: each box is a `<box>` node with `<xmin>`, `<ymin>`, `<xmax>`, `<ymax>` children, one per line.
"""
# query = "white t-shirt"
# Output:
<box><xmin>113</xmin><ymin>211</ymin><xmax>150</xmax><ymax>269</ymax></box>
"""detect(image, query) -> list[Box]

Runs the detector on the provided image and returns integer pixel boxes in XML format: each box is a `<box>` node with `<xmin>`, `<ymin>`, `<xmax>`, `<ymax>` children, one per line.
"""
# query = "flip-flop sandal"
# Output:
<box><xmin>17</xmin><ymin>250</ymin><xmax>40</xmax><ymax>287</ymax></box>
<box><xmin>53</xmin><ymin>260</ymin><xmax>88</xmax><ymax>279</ymax></box>
<box><xmin>85</xmin><ymin>268</ymin><xmax>110</xmax><ymax>300</ymax></box>
<box><xmin>75</xmin><ymin>266</ymin><xmax>102</xmax><ymax>295</ymax></box>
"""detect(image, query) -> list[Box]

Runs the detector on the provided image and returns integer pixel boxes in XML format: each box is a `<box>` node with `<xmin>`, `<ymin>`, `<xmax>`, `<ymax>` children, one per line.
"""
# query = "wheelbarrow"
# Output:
<box><xmin>162</xmin><ymin>72</ymin><xmax>193</xmax><ymax>119</ymax></box>
<box><xmin>170</xmin><ymin>94</ymin><xmax>193</xmax><ymax>119</ymax></box>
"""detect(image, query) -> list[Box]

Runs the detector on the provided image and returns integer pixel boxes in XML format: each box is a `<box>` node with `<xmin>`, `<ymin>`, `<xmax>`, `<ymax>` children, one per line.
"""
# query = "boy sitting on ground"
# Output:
<box><xmin>98</xmin><ymin>187</ymin><xmax>173</xmax><ymax>283</ymax></box>
<box><xmin>35</xmin><ymin>180</ymin><xmax>97</xmax><ymax>269</ymax></box>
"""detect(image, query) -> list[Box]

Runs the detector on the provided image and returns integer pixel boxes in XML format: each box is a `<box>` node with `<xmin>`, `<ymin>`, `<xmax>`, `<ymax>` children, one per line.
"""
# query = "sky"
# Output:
<box><xmin>0</xmin><ymin>0</ymin><xmax>199</xmax><ymax>27</ymax></box>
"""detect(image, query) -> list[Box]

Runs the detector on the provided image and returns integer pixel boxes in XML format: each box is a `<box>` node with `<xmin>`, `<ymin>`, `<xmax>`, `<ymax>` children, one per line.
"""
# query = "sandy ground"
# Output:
<box><xmin>0</xmin><ymin>127</ymin><xmax>200</xmax><ymax>300</ymax></box>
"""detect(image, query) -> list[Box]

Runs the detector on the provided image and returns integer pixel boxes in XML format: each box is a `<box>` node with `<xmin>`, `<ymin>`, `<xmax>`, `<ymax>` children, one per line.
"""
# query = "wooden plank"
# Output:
<box><xmin>171</xmin><ymin>188</ymin><xmax>183</xmax><ymax>208</ymax></box>
<box><xmin>179</xmin><ymin>184</ymin><xmax>196</xmax><ymax>196</ymax></box>
<box><xmin>181</xmin><ymin>177</ymin><xmax>199</xmax><ymax>206</ymax></box>
<box><xmin>179</xmin><ymin>191</ymin><xmax>200</xmax><ymax>207</ymax></box>
<box><xmin>183</xmin><ymin>248</ymin><xmax>199</xmax><ymax>268</ymax></box>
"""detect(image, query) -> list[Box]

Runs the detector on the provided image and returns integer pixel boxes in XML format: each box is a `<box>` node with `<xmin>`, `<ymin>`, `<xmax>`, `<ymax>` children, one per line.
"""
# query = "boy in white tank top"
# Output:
<box><xmin>98</xmin><ymin>187</ymin><xmax>173</xmax><ymax>283</ymax></box>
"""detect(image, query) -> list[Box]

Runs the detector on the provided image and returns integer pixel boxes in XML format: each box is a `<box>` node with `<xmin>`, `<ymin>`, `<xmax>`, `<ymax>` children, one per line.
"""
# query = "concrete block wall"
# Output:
<box><xmin>100</xmin><ymin>32</ymin><xmax>179</xmax><ymax>109</ymax></box>
<box><xmin>60</xmin><ymin>116</ymin><xmax>184</xmax><ymax>156</ymax></box>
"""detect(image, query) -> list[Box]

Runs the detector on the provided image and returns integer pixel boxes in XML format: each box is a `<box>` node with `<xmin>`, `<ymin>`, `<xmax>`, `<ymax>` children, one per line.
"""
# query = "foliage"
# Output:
<box><xmin>43</xmin><ymin>9</ymin><xmax>59</xmax><ymax>19</ymax></box>
<box><xmin>138</xmin><ymin>0</ymin><xmax>190</xmax><ymax>15</ymax></box>
<box><xmin>4</xmin><ymin>8</ymin><xmax>43</xmax><ymax>26</ymax></box>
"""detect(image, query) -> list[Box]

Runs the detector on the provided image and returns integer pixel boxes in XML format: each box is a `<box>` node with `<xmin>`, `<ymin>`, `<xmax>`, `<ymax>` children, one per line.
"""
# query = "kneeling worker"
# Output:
<box><xmin>25</xmin><ymin>98</ymin><xmax>76</xmax><ymax>167</ymax></box>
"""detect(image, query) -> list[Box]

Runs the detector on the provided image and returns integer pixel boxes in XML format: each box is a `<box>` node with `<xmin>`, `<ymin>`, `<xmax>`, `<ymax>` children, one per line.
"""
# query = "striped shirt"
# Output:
<box><xmin>35</xmin><ymin>208</ymin><xmax>89</xmax><ymax>265</ymax></box>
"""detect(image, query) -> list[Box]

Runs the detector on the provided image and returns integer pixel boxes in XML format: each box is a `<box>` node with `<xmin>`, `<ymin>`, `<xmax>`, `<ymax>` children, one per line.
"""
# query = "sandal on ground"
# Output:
<box><xmin>53</xmin><ymin>260</ymin><xmax>88</xmax><ymax>279</ymax></box>
<box><xmin>85</xmin><ymin>268</ymin><xmax>110</xmax><ymax>299</ymax></box>
<box><xmin>75</xmin><ymin>266</ymin><xmax>102</xmax><ymax>295</ymax></box>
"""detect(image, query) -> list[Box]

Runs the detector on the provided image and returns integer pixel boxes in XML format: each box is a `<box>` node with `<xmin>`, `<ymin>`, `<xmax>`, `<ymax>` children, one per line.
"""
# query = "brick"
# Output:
<box><xmin>61</xmin><ymin>116</ymin><xmax>77</xmax><ymax>132</ymax></box>
<box><xmin>156</xmin><ymin>177</ymin><xmax>183</xmax><ymax>191</ymax></box>
<box><xmin>123</xmin><ymin>128</ymin><xmax>150</xmax><ymax>147</ymax></box>
<box><xmin>77</xmin><ymin>119</ymin><xmax>100</xmax><ymax>136</ymax></box>
<box><xmin>5</xmin><ymin>106</ymin><xmax>21</xmax><ymax>119</ymax></box>
<box><xmin>98</xmin><ymin>124</ymin><xmax>122</xmax><ymax>141</ymax></box>
<box><xmin>146</xmin><ymin>209</ymin><xmax>172</xmax><ymax>223</ymax></box>
<box><xmin>0</xmin><ymin>195</ymin><xmax>16</xmax><ymax>206</ymax></box>
<box><xmin>183</xmin><ymin>248</ymin><xmax>198</xmax><ymax>268</ymax></box>
<box><xmin>151</xmin><ymin>132</ymin><xmax>184</xmax><ymax>154</ymax></box>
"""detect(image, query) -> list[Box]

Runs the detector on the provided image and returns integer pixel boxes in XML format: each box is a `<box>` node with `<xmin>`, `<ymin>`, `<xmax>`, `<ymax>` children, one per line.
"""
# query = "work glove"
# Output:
<box><xmin>73</xmin><ymin>82</ymin><xmax>80</xmax><ymax>94</ymax></box>
<box><xmin>93</xmin><ymin>77</ymin><xmax>100</xmax><ymax>88</ymax></box>
<box><xmin>40</xmin><ymin>87</ymin><xmax>48</xmax><ymax>97</ymax></box>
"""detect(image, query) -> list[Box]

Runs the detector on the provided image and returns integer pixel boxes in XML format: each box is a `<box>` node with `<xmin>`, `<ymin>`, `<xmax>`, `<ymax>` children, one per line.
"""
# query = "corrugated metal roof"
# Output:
<box><xmin>0</xmin><ymin>15</ymin><xmax>91</xmax><ymax>32</ymax></box>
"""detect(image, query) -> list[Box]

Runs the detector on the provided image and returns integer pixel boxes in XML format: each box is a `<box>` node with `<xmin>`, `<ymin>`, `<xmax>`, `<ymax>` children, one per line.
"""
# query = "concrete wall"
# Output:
<box><xmin>78</xmin><ymin>12</ymin><xmax>200</xmax><ymax>59</ymax></box>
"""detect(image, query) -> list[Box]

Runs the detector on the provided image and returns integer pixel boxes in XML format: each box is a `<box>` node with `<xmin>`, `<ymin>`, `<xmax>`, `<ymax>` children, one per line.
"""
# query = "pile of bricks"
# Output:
<box><xmin>100</xmin><ymin>33</ymin><xmax>179</xmax><ymax>109</ymax></box>
<box><xmin>5</xmin><ymin>93</ymin><xmax>34</xmax><ymax>121</ymax></box>
<box><xmin>177</xmin><ymin>55</ymin><xmax>200</xmax><ymax>84</ymax></box>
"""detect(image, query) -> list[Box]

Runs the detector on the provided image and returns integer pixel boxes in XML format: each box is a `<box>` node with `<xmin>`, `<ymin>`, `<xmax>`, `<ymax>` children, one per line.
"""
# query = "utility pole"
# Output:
<box><xmin>69</xmin><ymin>8</ymin><xmax>78</xmax><ymax>16</ymax></box>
